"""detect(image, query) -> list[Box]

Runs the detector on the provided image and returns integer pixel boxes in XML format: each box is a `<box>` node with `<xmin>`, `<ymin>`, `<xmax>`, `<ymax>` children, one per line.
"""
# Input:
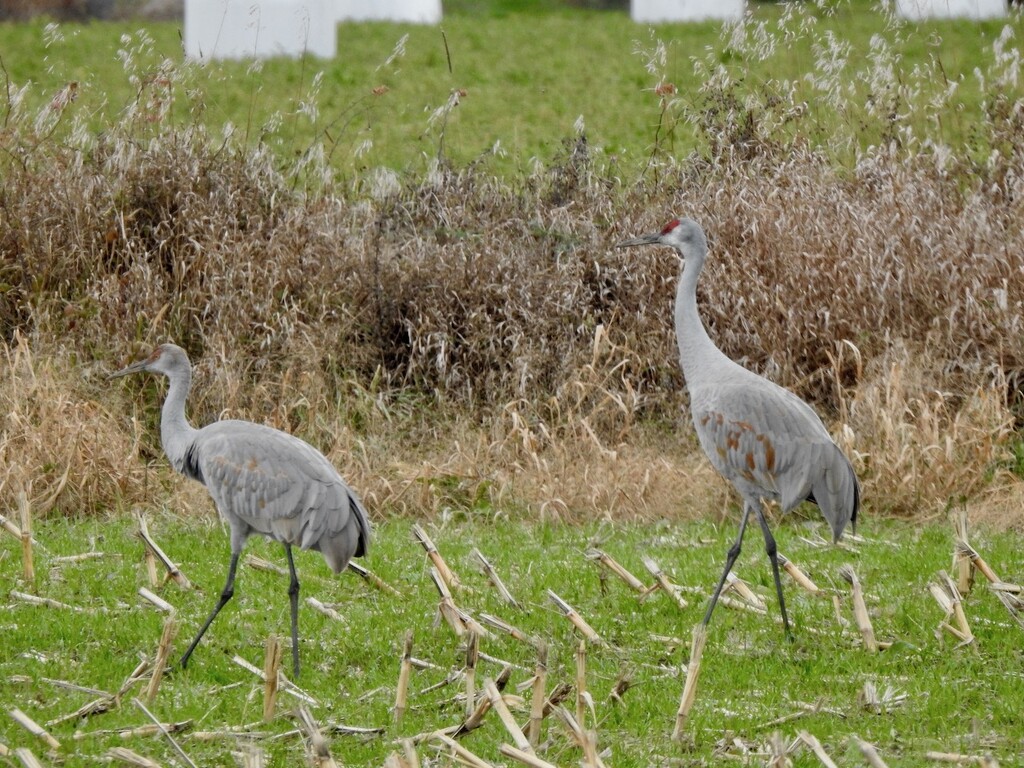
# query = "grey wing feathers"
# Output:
<box><xmin>192</xmin><ymin>421</ymin><xmax>370</xmax><ymax>569</ymax></box>
<box><xmin>692</xmin><ymin>375</ymin><xmax>858</xmax><ymax>542</ymax></box>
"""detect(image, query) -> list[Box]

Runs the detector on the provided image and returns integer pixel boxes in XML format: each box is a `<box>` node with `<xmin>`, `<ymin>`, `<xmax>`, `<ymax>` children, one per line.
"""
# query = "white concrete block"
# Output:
<box><xmin>631</xmin><ymin>0</ymin><xmax>745</xmax><ymax>22</ymax></box>
<box><xmin>185</xmin><ymin>0</ymin><xmax>336</xmax><ymax>61</ymax></box>
<box><xmin>895</xmin><ymin>0</ymin><xmax>1005</xmax><ymax>18</ymax></box>
<box><xmin>335</xmin><ymin>0</ymin><xmax>441</xmax><ymax>23</ymax></box>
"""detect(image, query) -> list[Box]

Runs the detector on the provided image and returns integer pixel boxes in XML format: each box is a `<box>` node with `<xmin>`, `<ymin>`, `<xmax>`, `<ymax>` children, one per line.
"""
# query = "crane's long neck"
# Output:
<box><xmin>674</xmin><ymin>250</ymin><xmax>729</xmax><ymax>386</ymax></box>
<box><xmin>160</xmin><ymin>366</ymin><xmax>200</xmax><ymax>476</ymax></box>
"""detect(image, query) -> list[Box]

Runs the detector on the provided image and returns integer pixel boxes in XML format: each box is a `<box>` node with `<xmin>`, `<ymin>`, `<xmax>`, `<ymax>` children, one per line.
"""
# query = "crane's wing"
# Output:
<box><xmin>690</xmin><ymin>376</ymin><xmax>858</xmax><ymax>542</ymax></box>
<box><xmin>188</xmin><ymin>421</ymin><xmax>370</xmax><ymax>568</ymax></box>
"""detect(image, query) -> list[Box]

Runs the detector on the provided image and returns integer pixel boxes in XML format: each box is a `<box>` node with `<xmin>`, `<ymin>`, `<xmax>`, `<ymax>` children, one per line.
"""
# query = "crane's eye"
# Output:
<box><xmin>660</xmin><ymin>218</ymin><xmax>680</xmax><ymax>235</ymax></box>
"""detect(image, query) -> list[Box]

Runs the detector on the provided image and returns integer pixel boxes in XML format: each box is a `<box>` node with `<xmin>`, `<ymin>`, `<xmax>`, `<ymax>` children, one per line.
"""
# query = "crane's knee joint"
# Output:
<box><xmin>288</xmin><ymin>580</ymin><xmax>300</xmax><ymax>597</ymax></box>
<box><xmin>220</xmin><ymin>588</ymin><xmax>234</xmax><ymax>602</ymax></box>
<box><xmin>764</xmin><ymin>538</ymin><xmax>777</xmax><ymax>558</ymax></box>
<box><xmin>727</xmin><ymin>542</ymin><xmax>742</xmax><ymax>560</ymax></box>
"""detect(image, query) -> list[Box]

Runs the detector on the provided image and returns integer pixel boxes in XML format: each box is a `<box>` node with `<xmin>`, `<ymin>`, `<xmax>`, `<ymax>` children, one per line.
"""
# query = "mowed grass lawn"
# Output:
<box><xmin>1</xmin><ymin>510</ymin><xmax>1023</xmax><ymax>765</ymax></box>
<box><xmin>0</xmin><ymin>4</ymin><xmax>1022</xmax><ymax>175</ymax></box>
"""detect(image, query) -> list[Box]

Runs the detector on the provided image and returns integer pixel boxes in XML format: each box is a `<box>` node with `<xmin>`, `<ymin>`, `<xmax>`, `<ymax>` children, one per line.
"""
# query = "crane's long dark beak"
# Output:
<box><xmin>107</xmin><ymin>359</ymin><xmax>149</xmax><ymax>381</ymax></box>
<box><xmin>615</xmin><ymin>233</ymin><xmax>661</xmax><ymax>248</ymax></box>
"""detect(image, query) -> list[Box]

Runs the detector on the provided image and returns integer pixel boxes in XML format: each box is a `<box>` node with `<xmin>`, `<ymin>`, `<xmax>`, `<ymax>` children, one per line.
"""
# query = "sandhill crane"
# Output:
<box><xmin>110</xmin><ymin>343</ymin><xmax>371</xmax><ymax>677</ymax></box>
<box><xmin>617</xmin><ymin>218</ymin><xmax>859</xmax><ymax>636</ymax></box>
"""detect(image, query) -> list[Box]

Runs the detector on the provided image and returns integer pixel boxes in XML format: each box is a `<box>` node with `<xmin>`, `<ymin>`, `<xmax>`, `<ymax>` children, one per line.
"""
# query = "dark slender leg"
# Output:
<box><xmin>702</xmin><ymin>504</ymin><xmax>752</xmax><ymax>626</ymax></box>
<box><xmin>285</xmin><ymin>545</ymin><xmax>301</xmax><ymax>679</ymax></box>
<box><xmin>180</xmin><ymin>552</ymin><xmax>239</xmax><ymax>669</ymax></box>
<box><xmin>755</xmin><ymin>507</ymin><xmax>792</xmax><ymax>640</ymax></box>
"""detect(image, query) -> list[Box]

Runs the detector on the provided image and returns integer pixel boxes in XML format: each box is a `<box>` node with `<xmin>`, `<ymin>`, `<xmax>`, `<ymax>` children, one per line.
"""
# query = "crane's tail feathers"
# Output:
<box><xmin>351</xmin><ymin>493</ymin><xmax>370</xmax><ymax>558</ymax></box>
<box><xmin>810</xmin><ymin>446</ymin><xmax>860</xmax><ymax>543</ymax></box>
<box><xmin>850</xmin><ymin>477</ymin><xmax>860</xmax><ymax>536</ymax></box>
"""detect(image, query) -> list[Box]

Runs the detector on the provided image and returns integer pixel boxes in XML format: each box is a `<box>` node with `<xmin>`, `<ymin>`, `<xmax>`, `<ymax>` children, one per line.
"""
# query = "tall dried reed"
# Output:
<box><xmin>3</xmin><ymin>8</ymin><xmax>1024</xmax><ymax>525</ymax></box>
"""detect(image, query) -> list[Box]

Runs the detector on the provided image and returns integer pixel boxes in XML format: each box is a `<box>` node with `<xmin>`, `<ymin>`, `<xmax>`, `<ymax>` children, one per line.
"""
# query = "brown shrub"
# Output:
<box><xmin>4</xmin><ymin>67</ymin><xmax>1024</xmax><ymax>523</ymax></box>
<box><xmin>0</xmin><ymin>334</ymin><xmax>149</xmax><ymax>516</ymax></box>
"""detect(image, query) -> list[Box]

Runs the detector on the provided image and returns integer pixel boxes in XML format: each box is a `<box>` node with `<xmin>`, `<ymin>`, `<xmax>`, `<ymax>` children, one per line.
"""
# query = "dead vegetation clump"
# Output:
<box><xmin>3</xmin><ymin>130</ymin><xmax>1024</xmax><ymax>522</ymax></box>
<box><xmin>837</xmin><ymin>343</ymin><xmax>1016</xmax><ymax>519</ymax></box>
<box><xmin>0</xmin><ymin>334</ymin><xmax>148</xmax><ymax>516</ymax></box>
<box><xmin>4</xmin><ymin>20</ymin><xmax>1024</xmax><ymax>524</ymax></box>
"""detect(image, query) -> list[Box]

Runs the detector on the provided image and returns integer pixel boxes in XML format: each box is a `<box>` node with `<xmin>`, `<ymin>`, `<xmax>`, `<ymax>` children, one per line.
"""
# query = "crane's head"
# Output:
<box><xmin>108</xmin><ymin>343</ymin><xmax>191</xmax><ymax>381</ymax></box>
<box><xmin>616</xmin><ymin>217</ymin><xmax>708</xmax><ymax>259</ymax></box>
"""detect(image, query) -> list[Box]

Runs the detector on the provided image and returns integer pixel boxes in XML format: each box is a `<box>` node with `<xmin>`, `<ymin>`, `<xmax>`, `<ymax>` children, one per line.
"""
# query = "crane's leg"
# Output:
<box><xmin>180</xmin><ymin>551</ymin><xmax>239</xmax><ymax>669</ymax></box>
<box><xmin>754</xmin><ymin>507</ymin><xmax>792</xmax><ymax>640</ymax></box>
<box><xmin>702</xmin><ymin>504</ymin><xmax>752</xmax><ymax>626</ymax></box>
<box><xmin>285</xmin><ymin>544</ymin><xmax>301</xmax><ymax>679</ymax></box>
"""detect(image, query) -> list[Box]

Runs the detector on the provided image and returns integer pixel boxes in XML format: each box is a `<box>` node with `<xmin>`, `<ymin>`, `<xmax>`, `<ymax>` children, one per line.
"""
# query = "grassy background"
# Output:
<box><xmin>0</xmin><ymin>5</ymin><xmax>1018</xmax><ymax>176</ymax></box>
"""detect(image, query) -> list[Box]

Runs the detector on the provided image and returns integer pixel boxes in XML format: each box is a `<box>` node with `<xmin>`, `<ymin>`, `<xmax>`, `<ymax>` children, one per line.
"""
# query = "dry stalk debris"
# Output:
<box><xmin>859</xmin><ymin>681</ymin><xmax>908</xmax><ymax>713</ymax></box>
<box><xmin>486</xmin><ymin>678</ymin><xmax>532</xmax><ymax>753</ymax></box>
<box><xmin>230</xmin><ymin>655</ymin><xmax>316</xmax><ymax>705</ymax></box>
<box><xmin>929</xmin><ymin>572</ymin><xmax>974</xmax><ymax>646</ymax></box>
<box><xmin>295</xmin><ymin>706</ymin><xmax>339</xmax><ymax>768</ymax></box>
<box><xmin>394</xmin><ymin>630</ymin><xmax>413</xmax><ymax>726</ymax></box>
<box><xmin>347</xmin><ymin>561</ymin><xmax>403</xmax><ymax>597</ymax></box>
<box><xmin>777</xmin><ymin>553</ymin><xmax>821</xmax><ymax>595</ymax></box>
<box><xmin>839</xmin><ymin>566</ymin><xmax>878</xmax><ymax>652</ymax></box>
<box><xmin>473</xmin><ymin>547</ymin><xmax>520</xmax><ymax>607</ymax></box>
<box><xmin>499</xmin><ymin>743</ymin><xmax>561</xmax><ymax>768</ymax></box>
<box><xmin>797</xmin><ymin>730</ymin><xmax>838</xmax><ymax>768</ymax></box>
<box><xmin>145</xmin><ymin>617</ymin><xmax>178</xmax><ymax>704</ymax></box>
<box><xmin>723</xmin><ymin>571</ymin><xmax>766</xmax><ymax>611</ymax></box>
<box><xmin>413</xmin><ymin>523</ymin><xmax>462</xmax><ymax>592</ymax></box>
<box><xmin>547</xmin><ymin>590</ymin><xmax>602</xmax><ymax>645</ymax></box>
<box><xmin>136</xmin><ymin>512</ymin><xmax>191</xmax><ymax>589</ymax></box>
<box><xmin>263</xmin><ymin>636</ymin><xmax>283</xmax><ymax>723</ymax></box>
<box><xmin>479</xmin><ymin>613</ymin><xmax>535</xmax><ymax>647</ymax></box>
<box><xmin>952</xmin><ymin>509</ymin><xmax>975</xmax><ymax>596</ymax></box>
<box><xmin>575</xmin><ymin>640</ymin><xmax>588</xmax><ymax>729</ymax></box>
<box><xmin>465</xmin><ymin>630</ymin><xmax>479</xmax><ymax>719</ymax></box>
<box><xmin>925</xmin><ymin>751</ymin><xmax>1000</xmax><ymax>766</ymax></box>
<box><xmin>9</xmin><ymin>707</ymin><xmax>60</xmax><ymax>750</ymax></box>
<box><xmin>138</xmin><ymin>587</ymin><xmax>175</xmax><ymax>614</ymax></box>
<box><xmin>306</xmin><ymin>597</ymin><xmax>344</xmax><ymax>622</ymax></box>
<box><xmin>528</xmin><ymin>642</ymin><xmax>547</xmax><ymax>747</ymax></box>
<box><xmin>10</xmin><ymin>591</ymin><xmax>81</xmax><ymax>612</ymax></box>
<box><xmin>585</xmin><ymin>549</ymin><xmax>647</xmax><ymax>594</ymax></box>
<box><xmin>431</xmin><ymin>731</ymin><xmax>494</xmax><ymax>768</ymax></box>
<box><xmin>132</xmin><ymin>698</ymin><xmax>198</xmax><ymax>768</ymax></box>
<box><xmin>12</xmin><ymin>747</ymin><xmax>45</xmax><ymax>768</ymax></box>
<box><xmin>106</xmin><ymin>746</ymin><xmax>164</xmax><ymax>767</ymax></box>
<box><xmin>672</xmin><ymin>623</ymin><xmax>707</xmax><ymax>741</ymax></box>
<box><xmin>641</xmin><ymin>555</ymin><xmax>689</xmax><ymax>610</ymax></box>
<box><xmin>854</xmin><ymin>736</ymin><xmax>890</xmax><ymax>768</ymax></box>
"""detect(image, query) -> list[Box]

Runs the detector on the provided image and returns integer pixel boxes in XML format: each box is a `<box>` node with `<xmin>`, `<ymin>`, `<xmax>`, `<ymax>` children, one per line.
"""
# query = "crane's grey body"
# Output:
<box><xmin>618</xmin><ymin>218</ymin><xmax>858</xmax><ymax>635</ymax></box>
<box><xmin>179</xmin><ymin>421</ymin><xmax>368</xmax><ymax>573</ymax></box>
<box><xmin>111</xmin><ymin>344</ymin><xmax>370</xmax><ymax>675</ymax></box>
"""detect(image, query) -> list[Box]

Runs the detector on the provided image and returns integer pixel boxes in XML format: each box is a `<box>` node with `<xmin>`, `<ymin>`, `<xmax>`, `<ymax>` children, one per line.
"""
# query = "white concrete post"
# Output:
<box><xmin>631</xmin><ymin>0</ymin><xmax>745</xmax><ymax>22</ymax></box>
<box><xmin>185</xmin><ymin>0</ymin><xmax>336</xmax><ymax>61</ymax></box>
<box><xmin>895</xmin><ymin>0</ymin><xmax>1005</xmax><ymax>18</ymax></box>
<box><xmin>335</xmin><ymin>0</ymin><xmax>442</xmax><ymax>23</ymax></box>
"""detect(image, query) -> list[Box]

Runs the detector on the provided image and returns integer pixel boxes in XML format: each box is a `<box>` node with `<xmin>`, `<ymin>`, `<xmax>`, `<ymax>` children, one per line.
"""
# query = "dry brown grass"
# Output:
<box><xmin>4</xmin><ymin>24</ymin><xmax>1024</xmax><ymax>527</ymax></box>
<box><xmin>0</xmin><ymin>334</ymin><xmax>148</xmax><ymax>517</ymax></box>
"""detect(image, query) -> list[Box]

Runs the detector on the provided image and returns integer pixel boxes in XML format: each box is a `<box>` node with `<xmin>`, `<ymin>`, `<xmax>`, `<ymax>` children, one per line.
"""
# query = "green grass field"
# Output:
<box><xmin>0</xmin><ymin>4</ymin><xmax>1021</xmax><ymax>176</ymax></box>
<box><xmin>1</xmin><ymin>512</ymin><xmax>1022</xmax><ymax>765</ymax></box>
